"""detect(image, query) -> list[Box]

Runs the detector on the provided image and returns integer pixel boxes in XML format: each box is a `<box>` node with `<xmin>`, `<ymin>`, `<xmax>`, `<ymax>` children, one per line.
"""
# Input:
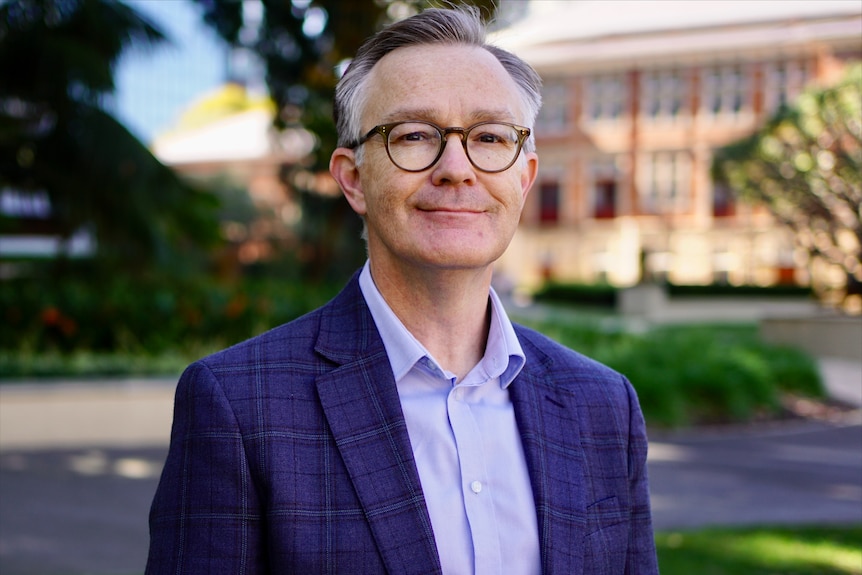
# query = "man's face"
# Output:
<box><xmin>331</xmin><ymin>44</ymin><xmax>538</xmax><ymax>275</ymax></box>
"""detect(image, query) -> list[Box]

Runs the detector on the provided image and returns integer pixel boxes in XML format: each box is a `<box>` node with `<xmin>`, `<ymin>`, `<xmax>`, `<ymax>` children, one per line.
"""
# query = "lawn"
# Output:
<box><xmin>657</xmin><ymin>525</ymin><xmax>862</xmax><ymax>575</ymax></box>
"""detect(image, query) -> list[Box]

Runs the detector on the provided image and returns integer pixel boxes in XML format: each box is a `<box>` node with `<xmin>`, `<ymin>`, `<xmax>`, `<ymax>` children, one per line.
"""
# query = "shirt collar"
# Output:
<box><xmin>358</xmin><ymin>261</ymin><xmax>526</xmax><ymax>387</ymax></box>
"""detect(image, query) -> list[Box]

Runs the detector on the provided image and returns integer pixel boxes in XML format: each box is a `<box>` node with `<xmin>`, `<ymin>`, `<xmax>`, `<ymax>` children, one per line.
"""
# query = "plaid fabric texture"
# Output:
<box><xmin>146</xmin><ymin>273</ymin><xmax>658</xmax><ymax>574</ymax></box>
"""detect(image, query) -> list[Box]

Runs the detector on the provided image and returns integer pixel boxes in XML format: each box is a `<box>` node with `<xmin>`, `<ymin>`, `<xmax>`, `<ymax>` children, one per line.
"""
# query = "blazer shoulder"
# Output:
<box><xmin>514</xmin><ymin>323</ymin><xmax>621</xmax><ymax>378</ymax></box>
<box><xmin>512</xmin><ymin>323</ymin><xmax>646</xmax><ymax>440</ymax></box>
<box><xmin>192</xmin><ymin>271</ymin><xmax>370</xmax><ymax>374</ymax></box>
<box><xmin>200</xmin><ymin>305</ymin><xmax>326</xmax><ymax>371</ymax></box>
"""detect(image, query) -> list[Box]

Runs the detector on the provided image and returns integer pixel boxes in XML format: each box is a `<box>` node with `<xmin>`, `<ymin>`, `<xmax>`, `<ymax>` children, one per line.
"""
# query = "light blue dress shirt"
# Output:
<box><xmin>359</xmin><ymin>262</ymin><xmax>541</xmax><ymax>575</ymax></box>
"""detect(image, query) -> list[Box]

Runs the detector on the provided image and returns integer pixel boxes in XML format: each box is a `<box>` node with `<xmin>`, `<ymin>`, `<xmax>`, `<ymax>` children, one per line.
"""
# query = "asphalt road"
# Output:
<box><xmin>648</xmin><ymin>418</ymin><xmax>862</xmax><ymax>529</ymax></box>
<box><xmin>1</xmin><ymin>418</ymin><xmax>860</xmax><ymax>575</ymax></box>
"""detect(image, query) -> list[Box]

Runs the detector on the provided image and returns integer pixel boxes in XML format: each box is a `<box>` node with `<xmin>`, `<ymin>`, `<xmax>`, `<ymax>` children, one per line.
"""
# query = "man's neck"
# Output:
<box><xmin>368</xmin><ymin>259</ymin><xmax>493</xmax><ymax>381</ymax></box>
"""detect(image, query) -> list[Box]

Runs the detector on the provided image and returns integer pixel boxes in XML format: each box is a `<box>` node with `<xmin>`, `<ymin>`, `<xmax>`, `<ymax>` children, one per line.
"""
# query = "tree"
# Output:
<box><xmin>0</xmin><ymin>0</ymin><xmax>221</xmax><ymax>275</ymax></box>
<box><xmin>713</xmin><ymin>64</ymin><xmax>862</xmax><ymax>298</ymax></box>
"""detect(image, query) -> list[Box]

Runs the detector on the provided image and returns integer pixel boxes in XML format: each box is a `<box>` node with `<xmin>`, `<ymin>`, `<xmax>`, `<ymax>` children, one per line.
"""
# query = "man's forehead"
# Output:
<box><xmin>362</xmin><ymin>45</ymin><xmax>525</xmax><ymax>125</ymax></box>
<box><xmin>370</xmin><ymin>43</ymin><xmax>500</xmax><ymax>78</ymax></box>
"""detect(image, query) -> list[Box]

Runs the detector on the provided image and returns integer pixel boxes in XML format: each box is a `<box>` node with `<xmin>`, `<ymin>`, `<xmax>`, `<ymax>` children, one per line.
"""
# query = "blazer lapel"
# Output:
<box><xmin>314</xmin><ymin>277</ymin><xmax>442</xmax><ymax>575</ymax></box>
<box><xmin>510</xmin><ymin>339</ymin><xmax>587</xmax><ymax>575</ymax></box>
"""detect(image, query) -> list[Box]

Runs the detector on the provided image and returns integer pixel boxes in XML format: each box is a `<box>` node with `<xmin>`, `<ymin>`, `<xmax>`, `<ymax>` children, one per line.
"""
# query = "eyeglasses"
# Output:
<box><xmin>352</xmin><ymin>121</ymin><xmax>531</xmax><ymax>173</ymax></box>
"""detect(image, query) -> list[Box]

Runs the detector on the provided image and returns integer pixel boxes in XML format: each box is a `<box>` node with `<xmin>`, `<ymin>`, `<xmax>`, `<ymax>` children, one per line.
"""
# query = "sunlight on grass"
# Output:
<box><xmin>657</xmin><ymin>525</ymin><xmax>862</xmax><ymax>575</ymax></box>
<box><xmin>723</xmin><ymin>530</ymin><xmax>861</xmax><ymax>573</ymax></box>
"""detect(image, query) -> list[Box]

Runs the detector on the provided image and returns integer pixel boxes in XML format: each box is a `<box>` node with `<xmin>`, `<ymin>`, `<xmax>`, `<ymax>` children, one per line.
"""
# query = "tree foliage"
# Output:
<box><xmin>194</xmin><ymin>0</ymin><xmax>499</xmax><ymax>163</ymax></box>
<box><xmin>713</xmin><ymin>64</ymin><xmax>862</xmax><ymax>291</ymax></box>
<box><xmin>0</xmin><ymin>0</ymin><xmax>222</xmax><ymax>274</ymax></box>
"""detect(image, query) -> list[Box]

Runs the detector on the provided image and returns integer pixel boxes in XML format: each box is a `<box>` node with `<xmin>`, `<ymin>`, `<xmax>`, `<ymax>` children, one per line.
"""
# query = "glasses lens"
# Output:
<box><xmin>466</xmin><ymin>123</ymin><xmax>523</xmax><ymax>172</ymax></box>
<box><xmin>386</xmin><ymin>123</ymin><xmax>442</xmax><ymax>171</ymax></box>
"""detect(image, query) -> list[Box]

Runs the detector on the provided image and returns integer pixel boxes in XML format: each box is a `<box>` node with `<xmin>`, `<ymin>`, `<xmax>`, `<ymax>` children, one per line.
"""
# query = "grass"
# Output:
<box><xmin>656</xmin><ymin>525</ymin><xmax>862</xmax><ymax>574</ymax></box>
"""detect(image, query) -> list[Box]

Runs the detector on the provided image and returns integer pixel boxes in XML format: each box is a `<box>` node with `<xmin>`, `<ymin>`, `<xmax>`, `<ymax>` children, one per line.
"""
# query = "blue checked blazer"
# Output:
<box><xmin>146</xmin><ymin>273</ymin><xmax>658</xmax><ymax>574</ymax></box>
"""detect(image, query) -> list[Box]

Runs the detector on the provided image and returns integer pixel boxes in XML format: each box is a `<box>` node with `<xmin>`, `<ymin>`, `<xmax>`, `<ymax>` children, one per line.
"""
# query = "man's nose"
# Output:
<box><xmin>431</xmin><ymin>134</ymin><xmax>475</xmax><ymax>184</ymax></box>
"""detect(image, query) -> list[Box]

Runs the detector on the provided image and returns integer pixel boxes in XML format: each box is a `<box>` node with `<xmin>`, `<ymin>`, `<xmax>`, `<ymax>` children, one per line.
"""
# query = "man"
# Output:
<box><xmin>146</xmin><ymin>7</ymin><xmax>658</xmax><ymax>574</ymax></box>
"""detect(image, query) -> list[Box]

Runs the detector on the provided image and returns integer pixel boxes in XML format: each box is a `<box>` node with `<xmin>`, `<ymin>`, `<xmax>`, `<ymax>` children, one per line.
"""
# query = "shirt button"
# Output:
<box><xmin>470</xmin><ymin>480</ymin><xmax>483</xmax><ymax>494</ymax></box>
<box><xmin>453</xmin><ymin>388</ymin><xmax>464</xmax><ymax>401</ymax></box>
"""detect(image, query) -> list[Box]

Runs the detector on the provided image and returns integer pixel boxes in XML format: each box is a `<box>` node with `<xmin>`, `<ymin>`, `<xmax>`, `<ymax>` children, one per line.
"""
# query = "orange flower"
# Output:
<box><xmin>59</xmin><ymin>317</ymin><xmax>77</xmax><ymax>337</ymax></box>
<box><xmin>225</xmin><ymin>295</ymin><xmax>248</xmax><ymax>319</ymax></box>
<box><xmin>41</xmin><ymin>307</ymin><xmax>61</xmax><ymax>326</ymax></box>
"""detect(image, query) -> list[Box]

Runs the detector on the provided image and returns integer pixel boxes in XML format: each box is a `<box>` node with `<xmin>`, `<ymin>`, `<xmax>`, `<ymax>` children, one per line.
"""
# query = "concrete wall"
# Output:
<box><xmin>618</xmin><ymin>284</ymin><xmax>822</xmax><ymax>324</ymax></box>
<box><xmin>761</xmin><ymin>315</ymin><xmax>862</xmax><ymax>361</ymax></box>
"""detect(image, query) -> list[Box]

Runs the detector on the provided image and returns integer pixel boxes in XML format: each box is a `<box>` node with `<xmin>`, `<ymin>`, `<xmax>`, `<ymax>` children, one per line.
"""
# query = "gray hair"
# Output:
<box><xmin>333</xmin><ymin>6</ymin><xmax>542</xmax><ymax>154</ymax></box>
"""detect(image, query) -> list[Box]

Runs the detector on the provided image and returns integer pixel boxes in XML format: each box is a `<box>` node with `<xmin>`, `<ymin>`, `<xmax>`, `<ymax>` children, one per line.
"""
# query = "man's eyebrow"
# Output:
<box><xmin>379</xmin><ymin>108</ymin><xmax>436</xmax><ymax>123</ymax></box>
<box><xmin>379</xmin><ymin>108</ymin><xmax>518</xmax><ymax>124</ymax></box>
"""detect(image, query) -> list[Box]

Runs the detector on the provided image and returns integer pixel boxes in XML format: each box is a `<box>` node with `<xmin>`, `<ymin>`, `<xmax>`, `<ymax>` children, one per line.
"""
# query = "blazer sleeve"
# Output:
<box><xmin>146</xmin><ymin>361</ymin><xmax>265</xmax><ymax>574</ymax></box>
<box><xmin>623</xmin><ymin>377</ymin><xmax>659</xmax><ymax>575</ymax></box>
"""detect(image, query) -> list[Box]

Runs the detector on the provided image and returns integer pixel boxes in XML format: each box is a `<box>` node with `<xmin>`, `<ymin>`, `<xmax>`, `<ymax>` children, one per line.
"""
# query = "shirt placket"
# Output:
<box><xmin>446</xmin><ymin>381</ymin><xmax>503</xmax><ymax>575</ymax></box>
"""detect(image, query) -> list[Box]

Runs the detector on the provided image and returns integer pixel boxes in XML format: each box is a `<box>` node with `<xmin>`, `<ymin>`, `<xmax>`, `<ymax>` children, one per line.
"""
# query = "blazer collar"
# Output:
<box><xmin>314</xmin><ymin>273</ymin><xmax>443</xmax><ymax>574</ymax></box>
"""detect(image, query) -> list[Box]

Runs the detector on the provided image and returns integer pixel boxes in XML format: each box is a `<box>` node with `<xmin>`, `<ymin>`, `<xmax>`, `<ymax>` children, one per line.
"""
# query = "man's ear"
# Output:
<box><xmin>520</xmin><ymin>151</ymin><xmax>539</xmax><ymax>203</ymax></box>
<box><xmin>330</xmin><ymin>148</ymin><xmax>367</xmax><ymax>216</ymax></box>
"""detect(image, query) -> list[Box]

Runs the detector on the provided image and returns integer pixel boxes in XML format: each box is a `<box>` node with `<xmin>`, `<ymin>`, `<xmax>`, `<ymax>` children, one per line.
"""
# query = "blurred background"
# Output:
<box><xmin>0</xmin><ymin>1</ymin><xmax>860</xmax><ymax>574</ymax></box>
<box><xmin>2</xmin><ymin>0</ymin><xmax>860</xmax><ymax>372</ymax></box>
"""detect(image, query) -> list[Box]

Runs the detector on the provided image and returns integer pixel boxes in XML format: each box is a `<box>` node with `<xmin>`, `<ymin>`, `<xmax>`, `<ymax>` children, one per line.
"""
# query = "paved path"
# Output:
<box><xmin>819</xmin><ymin>357</ymin><xmax>862</xmax><ymax>407</ymax></box>
<box><xmin>0</xmin><ymin>378</ymin><xmax>177</xmax><ymax>451</ymax></box>
<box><xmin>648</xmin><ymin>417</ymin><xmax>862</xmax><ymax>530</ymax></box>
<box><xmin>0</xmin><ymin>446</ymin><xmax>165</xmax><ymax>575</ymax></box>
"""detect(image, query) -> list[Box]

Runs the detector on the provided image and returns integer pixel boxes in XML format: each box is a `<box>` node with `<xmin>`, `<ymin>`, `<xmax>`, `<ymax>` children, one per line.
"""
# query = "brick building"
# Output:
<box><xmin>491</xmin><ymin>0</ymin><xmax>862</xmax><ymax>291</ymax></box>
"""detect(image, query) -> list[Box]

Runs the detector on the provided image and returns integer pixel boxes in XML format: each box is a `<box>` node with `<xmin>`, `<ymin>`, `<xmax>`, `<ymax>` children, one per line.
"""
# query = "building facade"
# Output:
<box><xmin>492</xmin><ymin>1</ymin><xmax>862</xmax><ymax>291</ymax></box>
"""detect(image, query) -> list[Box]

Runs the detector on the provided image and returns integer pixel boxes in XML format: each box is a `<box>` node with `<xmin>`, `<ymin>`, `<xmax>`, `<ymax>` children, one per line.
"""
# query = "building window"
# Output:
<box><xmin>594</xmin><ymin>179</ymin><xmax>617</xmax><ymax>219</ymax></box>
<box><xmin>590</xmin><ymin>157</ymin><xmax>619</xmax><ymax>219</ymax></box>
<box><xmin>764</xmin><ymin>59</ymin><xmax>809</xmax><ymax>112</ymax></box>
<box><xmin>639</xmin><ymin>151</ymin><xmax>691</xmax><ymax>214</ymax></box>
<box><xmin>701</xmin><ymin>64</ymin><xmax>748</xmax><ymax>117</ymax></box>
<box><xmin>641</xmin><ymin>69</ymin><xmax>687</xmax><ymax>119</ymax></box>
<box><xmin>585</xmin><ymin>74</ymin><xmax>626</xmax><ymax>121</ymax></box>
<box><xmin>712</xmin><ymin>182</ymin><xmax>735</xmax><ymax>218</ymax></box>
<box><xmin>535</xmin><ymin>80</ymin><xmax>569</xmax><ymax>133</ymax></box>
<box><xmin>539</xmin><ymin>180</ymin><xmax>560</xmax><ymax>224</ymax></box>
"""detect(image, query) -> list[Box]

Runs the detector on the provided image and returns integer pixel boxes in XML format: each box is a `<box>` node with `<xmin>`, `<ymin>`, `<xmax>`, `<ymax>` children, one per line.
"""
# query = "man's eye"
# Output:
<box><xmin>402</xmin><ymin>132</ymin><xmax>428</xmax><ymax>141</ymax></box>
<box><xmin>474</xmin><ymin>132</ymin><xmax>507</xmax><ymax>144</ymax></box>
<box><xmin>392</xmin><ymin>130</ymin><xmax>436</xmax><ymax>144</ymax></box>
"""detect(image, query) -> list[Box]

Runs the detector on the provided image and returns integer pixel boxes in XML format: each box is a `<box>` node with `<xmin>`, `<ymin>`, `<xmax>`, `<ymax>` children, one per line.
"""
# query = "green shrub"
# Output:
<box><xmin>531</xmin><ymin>281</ymin><xmax>814</xmax><ymax>309</ymax></box>
<box><xmin>532</xmin><ymin>282</ymin><xmax>618</xmax><ymax>308</ymax></box>
<box><xmin>594</xmin><ymin>328</ymin><xmax>777</xmax><ymax>426</ymax></box>
<box><xmin>0</xmin><ymin>270</ymin><xmax>340</xmax><ymax>358</ymax></box>
<box><xmin>519</xmin><ymin>319</ymin><xmax>824</xmax><ymax>428</ymax></box>
<box><xmin>666</xmin><ymin>283</ymin><xmax>814</xmax><ymax>298</ymax></box>
<box><xmin>0</xmin><ymin>349</ymin><xmax>194</xmax><ymax>379</ymax></box>
<box><xmin>748</xmin><ymin>342</ymin><xmax>824</xmax><ymax>397</ymax></box>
